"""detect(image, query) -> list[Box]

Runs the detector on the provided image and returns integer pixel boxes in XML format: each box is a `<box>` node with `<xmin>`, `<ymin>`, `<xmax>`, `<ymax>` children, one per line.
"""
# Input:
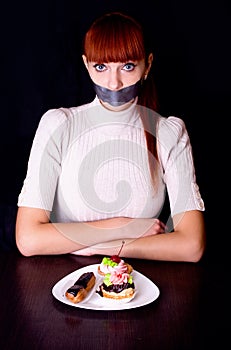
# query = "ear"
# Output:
<box><xmin>82</xmin><ymin>55</ymin><xmax>89</xmax><ymax>70</ymax></box>
<box><xmin>146</xmin><ymin>53</ymin><xmax>153</xmax><ymax>76</ymax></box>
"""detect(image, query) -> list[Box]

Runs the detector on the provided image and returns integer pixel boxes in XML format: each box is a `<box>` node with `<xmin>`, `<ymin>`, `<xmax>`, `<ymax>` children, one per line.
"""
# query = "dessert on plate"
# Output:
<box><xmin>65</xmin><ymin>271</ymin><xmax>96</xmax><ymax>303</ymax></box>
<box><xmin>98</xmin><ymin>241</ymin><xmax>133</xmax><ymax>276</ymax></box>
<box><xmin>96</xmin><ymin>269</ymin><xmax>135</xmax><ymax>300</ymax></box>
<box><xmin>96</xmin><ymin>241</ymin><xmax>135</xmax><ymax>300</ymax></box>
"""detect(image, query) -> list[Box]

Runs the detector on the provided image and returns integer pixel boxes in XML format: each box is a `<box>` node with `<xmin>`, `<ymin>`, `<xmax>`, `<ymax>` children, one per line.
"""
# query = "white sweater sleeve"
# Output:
<box><xmin>157</xmin><ymin>116</ymin><xmax>205</xmax><ymax>216</ymax></box>
<box><xmin>17</xmin><ymin>108</ymin><xmax>68</xmax><ymax>210</ymax></box>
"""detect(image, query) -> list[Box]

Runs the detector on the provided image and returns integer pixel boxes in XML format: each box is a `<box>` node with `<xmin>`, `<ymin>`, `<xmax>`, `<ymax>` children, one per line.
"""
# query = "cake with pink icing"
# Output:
<box><xmin>97</xmin><ymin>241</ymin><xmax>133</xmax><ymax>276</ymax></box>
<box><xmin>96</xmin><ymin>242</ymin><xmax>135</xmax><ymax>300</ymax></box>
<box><xmin>98</xmin><ymin>256</ymin><xmax>133</xmax><ymax>276</ymax></box>
<box><xmin>96</xmin><ymin>269</ymin><xmax>135</xmax><ymax>300</ymax></box>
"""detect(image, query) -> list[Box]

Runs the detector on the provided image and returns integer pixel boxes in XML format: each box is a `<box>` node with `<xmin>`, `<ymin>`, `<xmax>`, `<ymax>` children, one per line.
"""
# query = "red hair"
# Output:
<box><xmin>83</xmin><ymin>12</ymin><xmax>146</xmax><ymax>63</ymax></box>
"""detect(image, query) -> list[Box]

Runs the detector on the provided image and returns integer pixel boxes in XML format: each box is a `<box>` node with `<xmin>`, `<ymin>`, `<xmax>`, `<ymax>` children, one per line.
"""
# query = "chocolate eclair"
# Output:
<box><xmin>65</xmin><ymin>271</ymin><xmax>96</xmax><ymax>303</ymax></box>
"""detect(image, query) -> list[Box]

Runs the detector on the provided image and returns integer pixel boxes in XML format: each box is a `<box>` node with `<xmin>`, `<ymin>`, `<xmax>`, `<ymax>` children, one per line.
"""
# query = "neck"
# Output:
<box><xmin>99</xmin><ymin>98</ymin><xmax>136</xmax><ymax>112</ymax></box>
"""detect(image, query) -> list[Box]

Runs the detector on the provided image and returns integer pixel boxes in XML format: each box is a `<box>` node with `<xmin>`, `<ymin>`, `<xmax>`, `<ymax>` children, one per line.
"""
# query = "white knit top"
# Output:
<box><xmin>18</xmin><ymin>96</ymin><xmax>205</xmax><ymax>222</ymax></box>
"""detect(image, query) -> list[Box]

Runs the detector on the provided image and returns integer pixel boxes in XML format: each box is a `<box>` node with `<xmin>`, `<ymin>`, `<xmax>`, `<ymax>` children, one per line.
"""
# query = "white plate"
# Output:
<box><xmin>52</xmin><ymin>264</ymin><xmax>160</xmax><ymax>310</ymax></box>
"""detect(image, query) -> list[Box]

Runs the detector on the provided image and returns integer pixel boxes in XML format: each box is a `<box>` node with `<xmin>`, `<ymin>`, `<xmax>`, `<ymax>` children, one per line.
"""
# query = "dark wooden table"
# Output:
<box><xmin>0</xmin><ymin>251</ymin><xmax>229</xmax><ymax>350</ymax></box>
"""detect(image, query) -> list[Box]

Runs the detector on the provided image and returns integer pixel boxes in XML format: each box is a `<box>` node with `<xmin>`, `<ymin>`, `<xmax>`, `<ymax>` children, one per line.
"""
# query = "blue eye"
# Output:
<box><xmin>123</xmin><ymin>63</ymin><xmax>136</xmax><ymax>71</ymax></box>
<box><xmin>93</xmin><ymin>64</ymin><xmax>106</xmax><ymax>72</ymax></box>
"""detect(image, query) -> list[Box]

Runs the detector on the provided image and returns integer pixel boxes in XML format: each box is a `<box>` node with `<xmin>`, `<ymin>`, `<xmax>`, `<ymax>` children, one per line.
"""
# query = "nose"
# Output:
<box><xmin>107</xmin><ymin>71</ymin><xmax>123</xmax><ymax>90</ymax></box>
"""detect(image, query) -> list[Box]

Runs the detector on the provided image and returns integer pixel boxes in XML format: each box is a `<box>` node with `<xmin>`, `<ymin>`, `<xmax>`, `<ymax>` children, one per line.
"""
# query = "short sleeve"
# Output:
<box><xmin>157</xmin><ymin>116</ymin><xmax>205</xmax><ymax>216</ymax></box>
<box><xmin>17</xmin><ymin>108</ymin><xmax>68</xmax><ymax>210</ymax></box>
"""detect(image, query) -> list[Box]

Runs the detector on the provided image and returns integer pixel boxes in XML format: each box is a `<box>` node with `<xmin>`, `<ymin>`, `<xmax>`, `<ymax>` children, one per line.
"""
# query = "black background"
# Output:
<box><xmin>0</xmin><ymin>0</ymin><xmax>230</xmax><ymax>258</ymax></box>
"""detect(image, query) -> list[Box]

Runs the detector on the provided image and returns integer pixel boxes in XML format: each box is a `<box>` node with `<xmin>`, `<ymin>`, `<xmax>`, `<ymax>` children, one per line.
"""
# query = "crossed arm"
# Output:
<box><xmin>16</xmin><ymin>207</ymin><xmax>206</xmax><ymax>262</ymax></box>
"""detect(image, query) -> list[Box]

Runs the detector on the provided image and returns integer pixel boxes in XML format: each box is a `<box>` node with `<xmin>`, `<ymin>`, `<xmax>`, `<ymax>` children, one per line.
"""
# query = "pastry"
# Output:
<box><xmin>98</xmin><ymin>257</ymin><xmax>133</xmax><ymax>276</ymax></box>
<box><xmin>65</xmin><ymin>271</ymin><xmax>96</xmax><ymax>303</ymax></box>
<box><xmin>98</xmin><ymin>241</ymin><xmax>133</xmax><ymax>276</ymax></box>
<box><xmin>75</xmin><ymin>272</ymin><xmax>96</xmax><ymax>292</ymax></box>
<box><xmin>65</xmin><ymin>284</ymin><xmax>87</xmax><ymax>303</ymax></box>
<box><xmin>96</xmin><ymin>271</ymin><xmax>135</xmax><ymax>300</ymax></box>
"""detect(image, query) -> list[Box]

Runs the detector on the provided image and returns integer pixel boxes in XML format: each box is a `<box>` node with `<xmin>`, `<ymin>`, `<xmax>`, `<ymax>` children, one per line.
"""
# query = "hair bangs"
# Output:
<box><xmin>83</xmin><ymin>12</ymin><xmax>146</xmax><ymax>63</ymax></box>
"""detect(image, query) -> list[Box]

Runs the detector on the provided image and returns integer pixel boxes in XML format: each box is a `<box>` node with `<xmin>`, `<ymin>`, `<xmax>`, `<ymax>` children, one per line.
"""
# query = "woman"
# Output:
<box><xmin>16</xmin><ymin>12</ymin><xmax>206</xmax><ymax>261</ymax></box>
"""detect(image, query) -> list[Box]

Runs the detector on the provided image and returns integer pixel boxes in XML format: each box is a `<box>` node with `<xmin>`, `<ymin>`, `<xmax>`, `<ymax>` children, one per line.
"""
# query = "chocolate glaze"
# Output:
<box><xmin>74</xmin><ymin>272</ymin><xmax>94</xmax><ymax>288</ymax></box>
<box><xmin>96</xmin><ymin>282</ymin><xmax>135</xmax><ymax>297</ymax></box>
<box><xmin>66</xmin><ymin>272</ymin><xmax>94</xmax><ymax>298</ymax></box>
<box><xmin>104</xmin><ymin>281</ymin><xmax>135</xmax><ymax>293</ymax></box>
<box><xmin>66</xmin><ymin>284</ymin><xmax>84</xmax><ymax>297</ymax></box>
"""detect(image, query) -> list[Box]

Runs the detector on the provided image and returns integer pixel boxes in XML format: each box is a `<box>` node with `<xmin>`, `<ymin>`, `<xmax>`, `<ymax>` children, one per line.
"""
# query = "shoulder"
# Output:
<box><xmin>157</xmin><ymin>115</ymin><xmax>189</xmax><ymax>147</ymax></box>
<box><xmin>158</xmin><ymin>115</ymin><xmax>187</xmax><ymax>137</ymax></box>
<box><xmin>37</xmin><ymin>99</ymin><xmax>97</xmax><ymax>132</ymax></box>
